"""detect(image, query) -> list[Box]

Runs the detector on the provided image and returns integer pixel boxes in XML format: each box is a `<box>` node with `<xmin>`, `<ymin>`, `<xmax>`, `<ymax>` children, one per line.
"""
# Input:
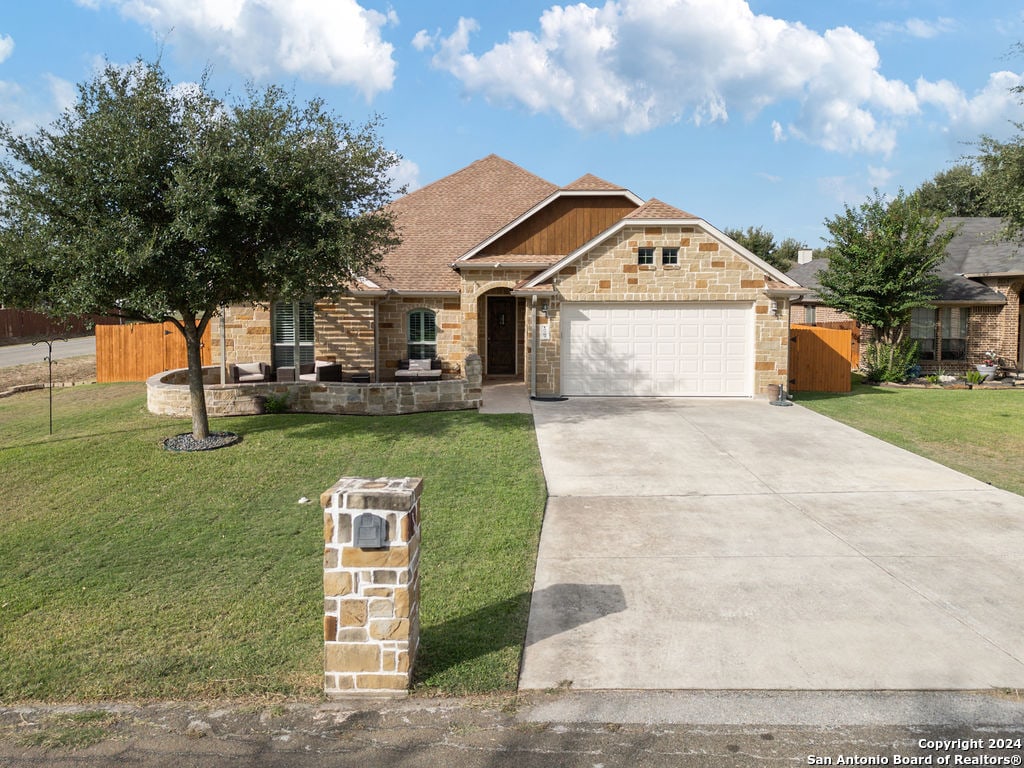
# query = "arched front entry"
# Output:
<box><xmin>477</xmin><ymin>287</ymin><xmax>524</xmax><ymax>377</ymax></box>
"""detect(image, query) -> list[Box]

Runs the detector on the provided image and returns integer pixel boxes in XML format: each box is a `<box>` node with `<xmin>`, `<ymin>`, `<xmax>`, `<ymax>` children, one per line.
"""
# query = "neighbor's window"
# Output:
<box><xmin>940</xmin><ymin>307</ymin><xmax>969</xmax><ymax>360</ymax></box>
<box><xmin>408</xmin><ymin>308</ymin><xmax>437</xmax><ymax>360</ymax></box>
<box><xmin>661</xmin><ymin>247</ymin><xmax>679</xmax><ymax>266</ymax></box>
<box><xmin>804</xmin><ymin>305</ymin><xmax>816</xmax><ymax>325</ymax></box>
<box><xmin>637</xmin><ymin>247</ymin><xmax>654</xmax><ymax>265</ymax></box>
<box><xmin>910</xmin><ymin>307</ymin><xmax>936</xmax><ymax>361</ymax></box>
<box><xmin>272</xmin><ymin>300</ymin><xmax>315</xmax><ymax>368</ymax></box>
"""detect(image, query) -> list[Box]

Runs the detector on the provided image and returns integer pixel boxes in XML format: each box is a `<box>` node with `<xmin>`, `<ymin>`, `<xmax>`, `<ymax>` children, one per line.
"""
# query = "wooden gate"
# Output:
<box><xmin>789</xmin><ymin>324</ymin><xmax>856</xmax><ymax>393</ymax></box>
<box><xmin>96</xmin><ymin>322</ymin><xmax>211</xmax><ymax>382</ymax></box>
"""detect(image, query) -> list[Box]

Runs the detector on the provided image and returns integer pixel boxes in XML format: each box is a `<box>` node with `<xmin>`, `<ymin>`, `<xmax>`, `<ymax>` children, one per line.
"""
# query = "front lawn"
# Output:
<box><xmin>797</xmin><ymin>383</ymin><xmax>1024</xmax><ymax>497</ymax></box>
<box><xmin>0</xmin><ymin>385</ymin><xmax>546</xmax><ymax>702</ymax></box>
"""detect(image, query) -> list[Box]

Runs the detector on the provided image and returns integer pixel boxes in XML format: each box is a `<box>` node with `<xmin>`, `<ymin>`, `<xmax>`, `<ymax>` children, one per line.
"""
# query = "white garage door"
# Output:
<box><xmin>561</xmin><ymin>303</ymin><xmax>753</xmax><ymax>396</ymax></box>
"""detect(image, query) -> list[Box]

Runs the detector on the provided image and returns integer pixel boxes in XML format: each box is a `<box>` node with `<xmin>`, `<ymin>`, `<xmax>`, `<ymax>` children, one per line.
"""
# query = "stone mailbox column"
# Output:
<box><xmin>321</xmin><ymin>476</ymin><xmax>422</xmax><ymax>696</ymax></box>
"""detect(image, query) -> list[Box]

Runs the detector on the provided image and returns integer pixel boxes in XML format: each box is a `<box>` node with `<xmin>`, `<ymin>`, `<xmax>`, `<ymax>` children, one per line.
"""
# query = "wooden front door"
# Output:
<box><xmin>487</xmin><ymin>296</ymin><xmax>516</xmax><ymax>375</ymax></box>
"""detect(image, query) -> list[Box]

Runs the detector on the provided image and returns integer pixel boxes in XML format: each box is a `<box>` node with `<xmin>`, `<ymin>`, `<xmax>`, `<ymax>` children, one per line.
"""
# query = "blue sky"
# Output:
<box><xmin>2</xmin><ymin>0</ymin><xmax>1023</xmax><ymax>249</ymax></box>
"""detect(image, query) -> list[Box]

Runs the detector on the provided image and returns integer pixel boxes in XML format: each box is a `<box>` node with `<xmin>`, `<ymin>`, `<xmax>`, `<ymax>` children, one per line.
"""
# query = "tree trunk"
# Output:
<box><xmin>181</xmin><ymin>317</ymin><xmax>211</xmax><ymax>441</ymax></box>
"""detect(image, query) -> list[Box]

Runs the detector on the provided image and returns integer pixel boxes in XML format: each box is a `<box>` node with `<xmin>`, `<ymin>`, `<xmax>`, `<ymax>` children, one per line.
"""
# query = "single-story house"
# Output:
<box><xmin>788</xmin><ymin>217</ymin><xmax>1024</xmax><ymax>373</ymax></box>
<box><xmin>214</xmin><ymin>154</ymin><xmax>803</xmax><ymax>398</ymax></box>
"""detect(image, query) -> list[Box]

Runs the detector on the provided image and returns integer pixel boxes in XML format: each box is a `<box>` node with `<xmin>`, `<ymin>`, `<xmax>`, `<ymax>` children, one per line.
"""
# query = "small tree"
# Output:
<box><xmin>0</xmin><ymin>60</ymin><xmax>400</xmax><ymax>440</ymax></box>
<box><xmin>817</xmin><ymin>190</ymin><xmax>955</xmax><ymax>378</ymax></box>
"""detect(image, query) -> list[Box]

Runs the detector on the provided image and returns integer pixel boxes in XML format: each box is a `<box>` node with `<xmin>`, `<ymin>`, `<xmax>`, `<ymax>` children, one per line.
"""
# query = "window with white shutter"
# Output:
<box><xmin>407</xmin><ymin>309</ymin><xmax>437</xmax><ymax>360</ymax></box>
<box><xmin>272</xmin><ymin>301</ymin><xmax>315</xmax><ymax>367</ymax></box>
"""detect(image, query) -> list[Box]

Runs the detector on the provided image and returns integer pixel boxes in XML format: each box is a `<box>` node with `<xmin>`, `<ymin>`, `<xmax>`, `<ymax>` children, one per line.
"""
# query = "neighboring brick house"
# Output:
<box><xmin>213</xmin><ymin>154</ymin><xmax>803</xmax><ymax>398</ymax></box>
<box><xmin>788</xmin><ymin>218</ymin><xmax>1024</xmax><ymax>374</ymax></box>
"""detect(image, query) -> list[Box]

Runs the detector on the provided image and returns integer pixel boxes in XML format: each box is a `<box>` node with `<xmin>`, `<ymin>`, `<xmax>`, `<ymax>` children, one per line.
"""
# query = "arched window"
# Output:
<box><xmin>407</xmin><ymin>309</ymin><xmax>437</xmax><ymax>360</ymax></box>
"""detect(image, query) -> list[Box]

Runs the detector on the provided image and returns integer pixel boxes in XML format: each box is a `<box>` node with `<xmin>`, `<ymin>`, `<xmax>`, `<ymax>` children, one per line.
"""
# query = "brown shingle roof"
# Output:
<box><xmin>460</xmin><ymin>253</ymin><xmax>563</xmax><ymax>266</ymax></box>
<box><xmin>380</xmin><ymin>155</ymin><xmax>558</xmax><ymax>292</ymax></box>
<box><xmin>561</xmin><ymin>173</ymin><xmax>626</xmax><ymax>191</ymax></box>
<box><xmin>625</xmin><ymin>197</ymin><xmax>698</xmax><ymax>220</ymax></box>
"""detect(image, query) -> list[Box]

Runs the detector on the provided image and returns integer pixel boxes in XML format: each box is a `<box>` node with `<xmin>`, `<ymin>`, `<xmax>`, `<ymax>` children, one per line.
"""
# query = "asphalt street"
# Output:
<box><xmin>0</xmin><ymin>336</ymin><xmax>96</xmax><ymax>367</ymax></box>
<box><xmin>2</xmin><ymin>692</ymin><xmax>1023</xmax><ymax>768</ymax></box>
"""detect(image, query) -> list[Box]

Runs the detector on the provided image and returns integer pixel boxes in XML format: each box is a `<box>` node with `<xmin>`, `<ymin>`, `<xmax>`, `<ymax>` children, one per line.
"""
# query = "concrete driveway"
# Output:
<box><xmin>520</xmin><ymin>397</ymin><xmax>1024</xmax><ymax>690</ymax></box>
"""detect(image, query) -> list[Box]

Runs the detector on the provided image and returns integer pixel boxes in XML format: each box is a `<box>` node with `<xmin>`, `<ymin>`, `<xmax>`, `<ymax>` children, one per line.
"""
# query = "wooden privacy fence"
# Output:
<box><xmin>789</xmin><ymin>324</ymin><xmax>857</xmax><ymax>393</ymax></box>
<box><xmin>0</xmin><ymin>309</ymin><xmax>112</xmax><ymax>342</ymax></box>
<box><xmin>97</xmin><ymin>322</ymin><xmax>211</xmax><ymax>382</ymax></box>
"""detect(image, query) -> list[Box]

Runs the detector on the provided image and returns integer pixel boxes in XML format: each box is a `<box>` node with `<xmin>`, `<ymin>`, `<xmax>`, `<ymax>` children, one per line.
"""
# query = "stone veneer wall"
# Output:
<box><xmin>531</xmin><ymin>225</ymin><xmax>791</xmax><ymax>397</ymax></box>
<box><xmin>376</xmin><ymin>296</ymin><xmax>463</xmax><ymax>381</ymax></box>
<box><xmin>459</xmin><ymin>270</ymin><xmax>537</xmax><ymax>377</ymax></box>
<box><xmin>321</xmin><ymin>477</ymin><xmax>422</xmax><ymax>695</ymax></box>
<box><xmin>314</xmin><ymin>297</ymin><xmax>377</xmax><ymax>378</ymax></box>
<box><xmin>147</xmin><ymin>355</ymin><xmax>483</xmax><ymax>417</ymax></box>
<box><xmin>210</xmin><ymin>304</ymin><xmax>272</xmax><ymax>366</ymax></box>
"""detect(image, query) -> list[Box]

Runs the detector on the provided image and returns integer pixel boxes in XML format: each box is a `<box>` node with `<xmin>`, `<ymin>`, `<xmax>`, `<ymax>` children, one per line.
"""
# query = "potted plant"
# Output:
<box><xmin>975</xmin><ymin>351</ymin><xmax>998</xmax><ymax>381</ymax></box>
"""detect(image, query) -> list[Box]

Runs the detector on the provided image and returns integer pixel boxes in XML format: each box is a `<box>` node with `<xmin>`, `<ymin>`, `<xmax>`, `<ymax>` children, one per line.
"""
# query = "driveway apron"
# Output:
<box><xmin>520</xmin><ymin>397</ymin><xmax>1024</xmax><ymax>690</ymax></box>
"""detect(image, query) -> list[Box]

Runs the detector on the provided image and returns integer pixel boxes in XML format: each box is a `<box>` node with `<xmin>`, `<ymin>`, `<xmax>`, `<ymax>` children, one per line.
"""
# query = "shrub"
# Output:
<box><xmin>263</xmin><ymin>392</ymin><xmax>290</xmax><ymax>414</ymax></box>
<box><xmin>860</xmin><ymin>340</ymin><xmax>920</xmax><ymax>383</ymax></box>
<box><xmin>966</xmin><ymin>370</ymin><xmax>985</xmax><ymax>385</ymax></box>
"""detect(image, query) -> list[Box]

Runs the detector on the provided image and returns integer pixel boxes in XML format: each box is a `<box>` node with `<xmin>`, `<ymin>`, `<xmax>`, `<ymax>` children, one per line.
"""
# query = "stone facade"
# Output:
<box><xmin>376</xmin><ymin>296</ymin><xmax>463</xmax><ymax>380</ymax></box>
<box><xmin>210</xmin><ymin>304</ymin><xmax>272</xmax><ymax>366</ymax></box>
<box><xmin>459</xmin><ymin>270</ymin><xmax>534</xmax><ymax>377</ymax></box>
<box><xmin>314</xmin><ymin>297</ymin><xmax>376</xmax><ymax>379</ymax></box>
<box><xmin>146</xmin><ymin>355</ymin><xmax>483</xmax><ymax>418</ymax></box>
<box><xmin>209</xmin><ymin>228</ymin><xmax>797</xmax><ymax>397</ymax></box>
<box><xmin>321</xmin><ymin>476</ymin><xmax>422</xmax><ymax>696</ymax></box>
<box><xmin>528</xmin><ymin>226</ymin><xmax>791</xmax><ymax>397</ymax></box>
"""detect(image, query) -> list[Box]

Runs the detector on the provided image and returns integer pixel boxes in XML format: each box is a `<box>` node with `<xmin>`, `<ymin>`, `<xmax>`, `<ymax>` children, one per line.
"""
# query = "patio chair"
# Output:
<box><xmin>231</xmin><ymin>361</ymin><xmax>272</xmax><ymax>383</ymax></box>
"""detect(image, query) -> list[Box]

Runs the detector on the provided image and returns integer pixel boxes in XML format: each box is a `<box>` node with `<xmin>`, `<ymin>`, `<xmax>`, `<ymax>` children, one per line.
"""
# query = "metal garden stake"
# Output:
<box><xmin>32</xmin><ymin>337</ymin><xmax>67</xmax><ymax>435</ymax></box>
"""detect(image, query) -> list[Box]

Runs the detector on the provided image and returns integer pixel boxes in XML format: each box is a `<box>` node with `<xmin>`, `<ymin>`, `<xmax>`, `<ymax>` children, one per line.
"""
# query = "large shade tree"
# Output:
<box><xmin>817</xmin><ymin>190</ymin><xmax>954</xmax><ymax>378</ymax></box>
<box><xmin>0</xmin><ymin>60</ymin><xmax>400</xmax><ymax>440</ymax></box>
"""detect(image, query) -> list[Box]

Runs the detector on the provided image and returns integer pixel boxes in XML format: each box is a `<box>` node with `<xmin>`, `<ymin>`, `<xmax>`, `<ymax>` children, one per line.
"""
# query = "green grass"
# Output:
<box><xmin>796</xmin><ymin>382</ymin><xmax>1024</xmax><ymax>497</ymax></box>
<box><xmin>17</xmin><ymin>710</ymin><xmax>119</xmax><ymax>750</ymax></box>
<box><xmin>0</xmin><ymin>385</ymin><xmax>546</xmax><ymax>702</ymax></box>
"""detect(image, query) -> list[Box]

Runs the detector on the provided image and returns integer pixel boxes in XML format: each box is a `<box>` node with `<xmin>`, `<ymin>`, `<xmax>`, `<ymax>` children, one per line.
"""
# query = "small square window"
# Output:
<box><xmin>661</xmin><ymin>247</ymin><xmax>679</xmax><ymax>265</ymax></box>
<box><xmin>637</xmin><ymin>247</ymin><xmax>654</xmax><ymax>265</ymax></box>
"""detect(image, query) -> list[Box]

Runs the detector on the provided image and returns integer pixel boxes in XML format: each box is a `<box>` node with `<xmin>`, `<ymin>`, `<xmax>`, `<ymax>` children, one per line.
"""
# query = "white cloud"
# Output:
<box><xmin>0</xmin><ymin>34</ymin><xmax>13</xmax><ymax>63</ymax></box>
<box><xmin>424</xmin><ymin>1</ymin><xmax>1020</xmax><ymax>157</ymax></box>
<box><xmin>82</xmin><ymin>0</ymin><xmax>398</xmax><ymax>99</ymax></box>
<box><xmin>45</xmin><ymin>75</ymin><xmax>78</xmax><ymax>113</ymax></box>
<box><xmin>875</xmin><ymin>17</ymin><xmax>957</xmax><ymax>39</ymax></box>
<box><xmin>917</xmin><ymin>70</ymin><xmax>1024</xmax><ymax>133</ymax></box>
<box><xmin>426</xmin><ymin>0</ymin><xmax>930</xmax><ymax>154</ymax></box>
<box><xmin>411</xmin><ymin>29</ymin><xmax>434</xmax><ymax>52</ymax></box>
<box><xmin>0</xmin><ymin>78</ymin><xmax>70</xmax><ymax>136</ymax></box>
<box><xmin>868</xmin><ymin>165</ymin><xmax>894</xmax><ymax>188</ymax></box>
<box><xmin>389</xmin><ymin>157</ymin><xmax>420</xmax><ymax>195</ymax></box>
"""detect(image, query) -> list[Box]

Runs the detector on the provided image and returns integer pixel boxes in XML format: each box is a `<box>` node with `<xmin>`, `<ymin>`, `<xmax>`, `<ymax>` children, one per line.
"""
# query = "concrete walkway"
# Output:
<box><xmin>479</xmin><ymin>378</ymin><xmax>532</xmax><ymax>414</ymax></box>
<box><xmin>520</xmin><ymin>397</ymin><xmax>1024</xmax><ymax>691</ymax></box>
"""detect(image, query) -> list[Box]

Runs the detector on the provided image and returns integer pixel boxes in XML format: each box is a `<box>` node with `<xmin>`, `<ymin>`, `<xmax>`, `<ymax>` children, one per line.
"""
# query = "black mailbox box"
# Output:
<box><xmin>354</xmin><ymin>513</ymin><xmax>388</xmax><ymax>549</ymax></box>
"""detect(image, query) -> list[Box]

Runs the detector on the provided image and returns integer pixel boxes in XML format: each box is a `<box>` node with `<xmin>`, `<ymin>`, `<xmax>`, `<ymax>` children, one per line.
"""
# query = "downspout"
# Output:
<box><xmin>530</xmin><ymin>295</ymin><xmax>538</xmax><ymax>399</ymax></box>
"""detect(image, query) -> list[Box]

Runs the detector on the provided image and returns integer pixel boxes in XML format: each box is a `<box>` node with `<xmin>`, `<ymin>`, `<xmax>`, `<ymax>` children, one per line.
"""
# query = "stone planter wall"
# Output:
<box><xmin>147</xmin><ymin>355</ymin><xmax>483</xmax><ymax>417</ymax></box>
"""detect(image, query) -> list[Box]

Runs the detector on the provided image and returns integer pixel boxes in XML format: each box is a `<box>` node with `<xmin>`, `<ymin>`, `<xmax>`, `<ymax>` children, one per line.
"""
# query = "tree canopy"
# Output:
<box><xmin>0</xmin><ymin>59</ymin><xmax>401</xmax><ymax>440</ymax></box>
<box><xmin>723</xmin><ymin>225</ymin><xmax>804</xmax><ymax>272</ymax></box>
<box><xmin>817</xmin><ymin>189</ymin><xmax>954</xmax><ymax>346</ymax></box>
<box><xmin>912</xmin><ymin>163</ymin><xmax>996</xmax><ymax>218</ymax></box>
<box><xmin>974</xmin><ymin>128</ymin><xmax>1024</xmax><ymax>237</ymax></box>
